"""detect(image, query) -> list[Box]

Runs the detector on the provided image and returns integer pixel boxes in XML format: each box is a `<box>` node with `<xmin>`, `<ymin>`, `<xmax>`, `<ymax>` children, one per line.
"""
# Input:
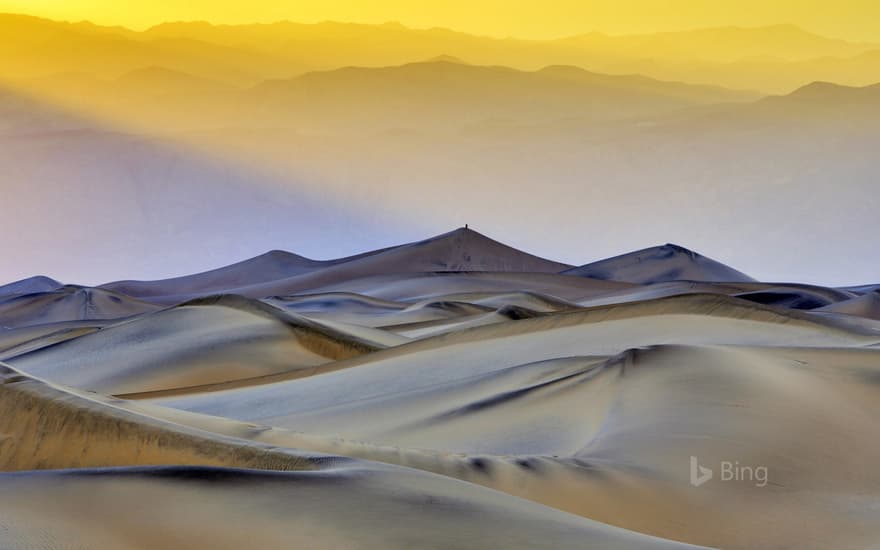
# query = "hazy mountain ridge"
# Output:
<box><xmin>246</xmin><ymin>60</ymin><xmax>757</xmax><ymax>133</ymax></box>
<box><xmin>3</xmin><ymin>13</ymin><xmax>879</xmax><ymax>92</ymax></box>
<box><xmin>3</xmin><ymin>58</ymin><xmax>759</xmax><ymax>135</ymax></box>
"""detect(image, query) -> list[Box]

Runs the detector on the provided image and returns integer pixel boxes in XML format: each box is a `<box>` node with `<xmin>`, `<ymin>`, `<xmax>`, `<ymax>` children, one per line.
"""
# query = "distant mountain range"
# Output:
<box><xmin>3</xmin><ymin>58</ymin><xmax>759</xmax><ymax>134</ymax></box>
<box><xmin>5</xmin><ymin>54</ymin><xmax>878</xmax><ymax>137</ymax></box>
<box><xmin>3</xmin><ymin>13</ymin><xmax>880</xmax><ymax>93</ymax></box>
<box><xmin>245</xmin><ymin>61</ymin><xmax>757</xmax><ymax>133</ymax></box>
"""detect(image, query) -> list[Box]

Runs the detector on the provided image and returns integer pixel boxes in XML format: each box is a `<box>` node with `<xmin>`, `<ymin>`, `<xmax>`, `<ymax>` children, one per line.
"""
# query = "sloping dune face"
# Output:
<box><xmin>1</xmin><ymin>229</ymin><xmax>879</xmax><ymax>549</ymax></box>
<box><xmin>5</xmin><ymin>296</ymin><xmax>382</xmax><ymax>395</ymax></box>
<box><xmin>0</xmin><ymin>285</ymin><xmax>161</xmax><ymax>330</ymax></box>
<box><xmin>564</xmin><ymin>243</ymin><xmax>757</xmax><ymax>283</ymax></box>
<box><xmin>0</xmin><ymin>467</ymin><xmax>701</xmax><ymax>550</ymax></box>
<box><xmin>98</xmin><ymin>229</ymin><xmax>575</xmax><ymax>304</ymax></box>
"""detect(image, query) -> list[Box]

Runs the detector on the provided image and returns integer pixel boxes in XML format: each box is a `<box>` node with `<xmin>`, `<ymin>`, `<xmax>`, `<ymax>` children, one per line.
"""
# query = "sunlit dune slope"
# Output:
<box><xmin>0</xmin><ymin>362</ymin><xmax>702</xmax><ymax>549</ymax></box>
<box><xmin>141</xmin><ymin>344</ymin><xmax>880</xmax><ymax>549</ymax></box>
<box><xmin>6</xmin><ymin>295</ymin><xmax>381</xmax><ymax>395</ymax></box>
<box><xmin>0</xmin><ymin>465</ymin><xmax>702</xmax><ymax>550</ymax></box>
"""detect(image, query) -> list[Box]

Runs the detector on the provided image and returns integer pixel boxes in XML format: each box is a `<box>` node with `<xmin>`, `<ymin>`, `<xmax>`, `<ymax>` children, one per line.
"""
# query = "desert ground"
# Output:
<box><xmin>1</xmin><ymin>228</ymin><xmax>878</xmax><ymax>548</ymax></box>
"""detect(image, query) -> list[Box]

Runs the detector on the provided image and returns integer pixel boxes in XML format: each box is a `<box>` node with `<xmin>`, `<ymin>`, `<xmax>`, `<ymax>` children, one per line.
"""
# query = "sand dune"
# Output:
<box><xmin>2</xmin><ymin>231</ymin><xmax>879</xmax><ymax>549</ymax></box>
<box><xmin>815</xmin><ymin>291</ymin><xmax>880</xmax><ymax>320</ymax></box>
<box><xmin>383</xmin><ymin>305</ymin><xmax>546</xmax><ymax>339</ymax></box>
<box><xmin>139</xmin><ymin>345</ymin><xmax>880</xmax><ymax>548</ymax></box>
<box><xmin>0</xmin><ymin>361</ymin><xmax>323</xmax><ymax>471</ymax></box>
<box><xmin>564</xmin><ymin>243</ymin><xmax>756</xmax><ymax>283</ymax></box>
<box><xmin>0</xmin><ymin>361</ymin><xmax>701</xmax><ymax>549</ymax></box>
<box><xmin>0</xmin><ymin>321</ymin><xmax>107</xmax><ymax>359</ymax></box>
<box><xmin>101</xmin><ymin>250</ymin><xmax>325</xmax><ymax>299</ymax></box>
<box><xmin>734</xmin><ymin>286</ymin><xmax>839</xmax><ymax>309</ymax></box>
<box><xmin>0</xmin><ymin>466</ymin><xmax>701</xmax><ymax>550</ymax></box>
<box><xmin>0</xmin><ymin>275</ymin><xmax>62</xmax><ymax>296</ymax></box>
<box><xmin>842</xmin><ymin>283</ymin><xmax>880</xmax><ymax>295</ymax></box>
<box><xmin>0</xmin><ymin>285</ymin><xmax>161</xmax><ymax>330</ymax></box>
<box><xmin>298</xmin><ymin>271</ymin><xmax>629</xmax><ymax>303</ymax></box>
<box><xmin>100</xmin><ymin>229</ymin><xmax>576</xmax><ymax>304</ymax></box>
<box><xmin>149</xmin><ymin>293</ymin><xmax>878</xmax><ymax>418</ymax></box>
<box><xmin>266</xmin><ymin>291</ymin><xmax>559</xmax><ymax>337</ymax></box>
<box><xmin>6</xmin><ymin>296</ymin><xmax>381</xmax><ymax>395</ymax></box>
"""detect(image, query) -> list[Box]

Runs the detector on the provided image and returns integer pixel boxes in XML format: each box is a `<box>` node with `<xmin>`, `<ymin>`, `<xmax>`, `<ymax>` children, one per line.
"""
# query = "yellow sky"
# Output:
<box><xmin>2</xmin><ymin>0</ymin><xmax>879</xmax><ymax>41</ymax></box>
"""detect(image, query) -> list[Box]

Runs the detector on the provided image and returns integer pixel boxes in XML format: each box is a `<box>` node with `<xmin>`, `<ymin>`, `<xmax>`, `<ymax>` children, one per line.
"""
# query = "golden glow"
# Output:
<box><xmin>0</xmin><ymin>1</ymin><xmax>877</xmax><ymax>287</ymax></box>
<box><xmin>0</xmin><ymin>0</ymin><xmax>878</xmax><ymax>41</ymax></box>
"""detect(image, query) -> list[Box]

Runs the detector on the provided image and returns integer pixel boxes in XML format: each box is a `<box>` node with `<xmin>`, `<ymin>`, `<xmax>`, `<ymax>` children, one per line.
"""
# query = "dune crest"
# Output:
<box><xmin>564</xmin><ymin>243</ymin><xmax>756</xmax><ymax>283</ymax></box>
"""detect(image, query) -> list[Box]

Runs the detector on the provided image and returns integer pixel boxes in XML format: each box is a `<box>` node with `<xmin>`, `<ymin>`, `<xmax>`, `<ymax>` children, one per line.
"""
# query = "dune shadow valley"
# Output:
<box><xmin>2</xmin><ymin>4</ymin><xmax>880</xmax><ymax>549</ymax></box>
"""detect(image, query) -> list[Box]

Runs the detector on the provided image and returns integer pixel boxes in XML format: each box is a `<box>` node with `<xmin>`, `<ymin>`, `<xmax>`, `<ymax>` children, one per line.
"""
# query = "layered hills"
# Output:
<box><xmin>4</xmin><ymin>14</ymin><xmax>880</xmax><ymax>92</ymax></box>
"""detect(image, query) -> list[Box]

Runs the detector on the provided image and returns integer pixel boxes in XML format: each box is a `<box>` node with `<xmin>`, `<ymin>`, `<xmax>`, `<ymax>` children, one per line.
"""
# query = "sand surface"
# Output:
<box><xmin>2</xmin><ymin>228</ymin><xmax>879</xmax><ymax>549</ymax></box>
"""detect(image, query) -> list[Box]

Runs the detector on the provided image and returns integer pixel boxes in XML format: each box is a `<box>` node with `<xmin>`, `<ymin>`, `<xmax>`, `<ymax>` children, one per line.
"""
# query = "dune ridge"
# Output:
<box><xmin>564</xmin><ymin>243</ymin><xmax>756</xmax><ymax>283</ymax></box>
<box><xmin>98</xmin><ymin>229</ymin><xmax>574</xmax><ymax>304</ymax></box>
<box><xmin>0</xmin><ymin>361</ymin><xmax>321</xmax><ymax>471</ymax></box>
<box><xmin>5</xmin><ymin>295</ymin><xmax>383</xmax><ymax>396</ymax></box>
